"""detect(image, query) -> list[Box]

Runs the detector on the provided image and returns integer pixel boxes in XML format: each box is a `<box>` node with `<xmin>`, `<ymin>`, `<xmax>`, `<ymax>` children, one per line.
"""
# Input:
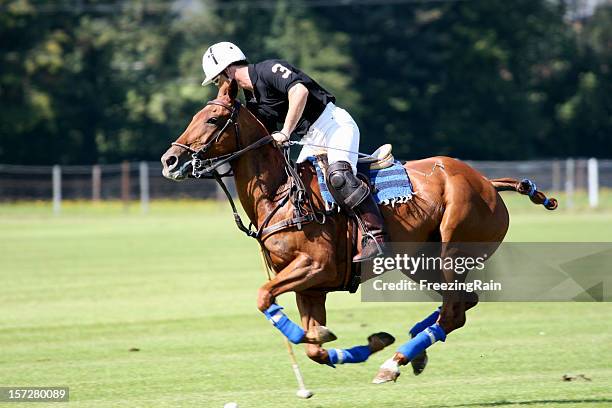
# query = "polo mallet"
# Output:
<box><xmin>287</xmin><ymin>140</ymin><xmax>376</xmax><ymax>159</ymax></box>
<box><xmin>284</xmin><ymin>338</ymin><xmax>314</xmax><ymax>399</ymax></box>
<box><xmin>259</xmin><ymin>248</ymin><xmax>314</xmax><ymax>399</ymax></box>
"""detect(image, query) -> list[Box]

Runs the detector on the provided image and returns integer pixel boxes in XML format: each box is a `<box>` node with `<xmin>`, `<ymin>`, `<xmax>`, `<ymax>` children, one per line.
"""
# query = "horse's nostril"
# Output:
<box><xmin>165</xmin><ymin>155</ymin><xmax>178</xmax><ymax>169</ymax></box>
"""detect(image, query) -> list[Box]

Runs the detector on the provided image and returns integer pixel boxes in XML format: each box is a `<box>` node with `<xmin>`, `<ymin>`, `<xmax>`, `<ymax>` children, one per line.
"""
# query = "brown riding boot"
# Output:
<box><xmin>324</xmin><ymin>160</ymin><xmax>388</xmax><ymax>262</ymax></box>
<box><xmin>353</xmin><ymin>194</ymin><xmax>388</xmax><ymax>262</ymax></box>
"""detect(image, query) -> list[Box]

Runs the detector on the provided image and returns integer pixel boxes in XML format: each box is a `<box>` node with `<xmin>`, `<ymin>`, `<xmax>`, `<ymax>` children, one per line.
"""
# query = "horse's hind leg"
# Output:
<box><xmin>296</xmin><ymin>292</ymin><xmax>395</xmax><ymax>367</ymax></box>
<box><xmin>373</xmin><ymin>182</ymin><xmax>498</xmax><ymax>383</ymax></box>
<box><xmin>406</xmin><ymin>306</ymin><xmax>442</xmax><ymax>375</ymax></box>
<box><xmin>372</xmin><ymin>304</ymin><xmax>448</xmax><ymax>383</ymax></box>
<box><xmin>433</xmin><ymin>174</ymin><xmax>506</xmax><ymax>338</ymax></box>
<box><xmin>403</xmin><ymin>172</ymin><xmax>502</xmax><ymax>348</ymax></box>
<box><xmin>372</xmin><ymin>256</ymin><xmax>475</xmax><ymax>384</ymax></box>
<box><xmin>375</xmin><ymin>254</ymin><xmax>466</xmax><ymax>382</ymax></box>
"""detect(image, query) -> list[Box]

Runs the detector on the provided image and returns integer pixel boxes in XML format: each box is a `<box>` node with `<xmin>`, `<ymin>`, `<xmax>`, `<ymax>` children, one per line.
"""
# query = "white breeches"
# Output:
<box><xmin>296</xmin><ymin>102</ymin><xmax>360</xmax><ymax>174</ymax></box>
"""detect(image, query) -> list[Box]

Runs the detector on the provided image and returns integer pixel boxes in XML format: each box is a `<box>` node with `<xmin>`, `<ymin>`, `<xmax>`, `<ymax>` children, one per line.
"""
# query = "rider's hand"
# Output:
<box><xmin>271</xmin><ymin>131</ymin><xmax>290</xmax><ymax>146</ymax></box>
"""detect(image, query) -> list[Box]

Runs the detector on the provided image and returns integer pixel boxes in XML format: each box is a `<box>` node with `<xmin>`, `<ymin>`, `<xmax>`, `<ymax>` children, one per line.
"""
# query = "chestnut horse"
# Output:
<box><xmin>161</xmin><ymin>80</ymin><xmax>557</xmax><ymax>383</ymax></box>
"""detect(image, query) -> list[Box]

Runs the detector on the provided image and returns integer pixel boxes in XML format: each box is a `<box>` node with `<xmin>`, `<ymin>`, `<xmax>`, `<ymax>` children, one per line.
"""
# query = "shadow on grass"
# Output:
<box><xmin>433</xmin><ymin>399</ymin><xmax>612</xmax><ymax>407</ymax></box>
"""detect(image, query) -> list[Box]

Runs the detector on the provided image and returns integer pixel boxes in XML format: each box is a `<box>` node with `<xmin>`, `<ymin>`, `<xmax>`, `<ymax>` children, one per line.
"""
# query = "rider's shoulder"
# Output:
<box><xmin>254</xmin><ymin>59</ymin><xmax>297</xmax><ymax>71</ymax></box>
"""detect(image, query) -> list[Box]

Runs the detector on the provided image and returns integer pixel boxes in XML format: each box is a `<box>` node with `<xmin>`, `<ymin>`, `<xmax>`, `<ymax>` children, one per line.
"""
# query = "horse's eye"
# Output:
<box><xmin>207</xmin><ymin>117</ymin><xmax>219</xmax><ymax>125</ymax></box>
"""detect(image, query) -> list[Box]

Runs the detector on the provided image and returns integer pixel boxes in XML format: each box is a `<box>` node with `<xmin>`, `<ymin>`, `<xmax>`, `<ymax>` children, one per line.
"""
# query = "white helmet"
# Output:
<box><xmin>201</xmin><ymin>41</ymin><xmax>247</xmax><ymax>86</ymax></box>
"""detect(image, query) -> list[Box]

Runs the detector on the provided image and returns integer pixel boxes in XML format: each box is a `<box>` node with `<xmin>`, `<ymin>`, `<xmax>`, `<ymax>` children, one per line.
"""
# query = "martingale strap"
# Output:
<box><xmin>213</xmin><ymin>157</ymin><xmax>325</xmax><ymax>245</ymax></box>
<box><xmin>213</xmin><ymin>165</ymin><xmax>319</xmax><ymax>243</ymax></box>
<box><xmin>214</xmin><ymin>173</ymin><xmax>256</xmax><ymax>238</ymax></box>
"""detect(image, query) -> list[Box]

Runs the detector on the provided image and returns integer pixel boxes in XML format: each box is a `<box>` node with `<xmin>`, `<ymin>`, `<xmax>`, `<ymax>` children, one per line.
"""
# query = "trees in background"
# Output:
<box><xmin>549</xmin><ymin>5</ymin><xmax>612</xmax><ymax>158</ymax></box>
<box><xmin>0</xmin><ymin>0</ymin><xmax>217</xmax><ymax>164</ymax></box>
<box><xmin>0</xmin><ymin>0</ymin><xmax>610</xmax><ymax>164</ymax></box>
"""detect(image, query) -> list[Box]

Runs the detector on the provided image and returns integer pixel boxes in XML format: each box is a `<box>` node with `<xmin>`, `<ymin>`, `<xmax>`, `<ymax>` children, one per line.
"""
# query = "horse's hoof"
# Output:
<box><xmin>305</xmin><ymin>325</ymin><xmax>337</xmax><ymax>344</ymax></box>
<box><xmin>411</xmin><ymin>350</ymin><xmax>428</xmax><ymax>376</ymax></box>
<box><xmin>372</xmin><ymin>359</ymin><xmax>400</xmax><ymax>384</ymax></box>
<box><xmin>367</xmin><ymin>332</ymin><xmax>395</xmax><ymax>353</ymax></box>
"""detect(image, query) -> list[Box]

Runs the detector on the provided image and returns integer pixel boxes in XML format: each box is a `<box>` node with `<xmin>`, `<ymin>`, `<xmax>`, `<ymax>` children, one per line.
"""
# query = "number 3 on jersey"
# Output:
<box><xmin>272</xmin><ymin>63</ymin><xmax>293</xmax><ymax>79</ymax></box>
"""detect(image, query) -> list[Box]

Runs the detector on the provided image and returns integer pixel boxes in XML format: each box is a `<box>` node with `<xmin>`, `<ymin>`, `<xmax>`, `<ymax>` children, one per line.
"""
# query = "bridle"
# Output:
<box><xmin>171</xmin><ymin>99</ymin><xmax>273</xmax><ymax>179</ymax></box>
<box><xmin>169</xmin><ymin>98</ymin><xmax>324</xmax><ymax>267</ymax></box>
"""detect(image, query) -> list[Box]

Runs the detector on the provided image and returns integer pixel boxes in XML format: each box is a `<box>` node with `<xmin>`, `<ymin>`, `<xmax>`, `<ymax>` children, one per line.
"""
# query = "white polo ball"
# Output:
<box><xmin>296</xmin><ymin>389</ymin><xmax>314</xmax><ymax>399</ymax></box>
<box><xmin>223</xmin><ymin>403</ymin><xmax>238</xmax><ymax>408</ymax></box>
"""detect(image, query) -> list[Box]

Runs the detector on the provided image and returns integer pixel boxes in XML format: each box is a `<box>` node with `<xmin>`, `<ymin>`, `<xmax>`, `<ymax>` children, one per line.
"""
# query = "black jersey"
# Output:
<box><xmin>244</xmin><ymin>60</ymin><xmax>336</xmax><ymax>137</ymax></box>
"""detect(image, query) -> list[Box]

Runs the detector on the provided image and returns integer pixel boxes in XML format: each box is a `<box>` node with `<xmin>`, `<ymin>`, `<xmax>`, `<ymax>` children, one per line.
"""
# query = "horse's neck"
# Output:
<box><xmin>231</xmin><ymin>141</ymin><xmax>288</xmax><ymax>227</ymax></box>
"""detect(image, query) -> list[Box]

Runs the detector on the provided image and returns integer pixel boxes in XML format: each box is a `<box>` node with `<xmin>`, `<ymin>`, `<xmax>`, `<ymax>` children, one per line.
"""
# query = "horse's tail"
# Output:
<box><xmin>489</xmin><ymin>177</ymin><xmax>558</xmax><ymax>210</ymax></box>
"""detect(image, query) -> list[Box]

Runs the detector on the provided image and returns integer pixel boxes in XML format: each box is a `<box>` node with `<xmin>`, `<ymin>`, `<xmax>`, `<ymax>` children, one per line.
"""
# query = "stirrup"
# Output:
<box><xmin>365</xmin><ymin>232</ymin><xmax>383</xmax><ymax>253</ymax></box>
<box><xmin>353</xmin><ymin>232</ymin><xmax>385</xmax><ymax>263</ymax></box>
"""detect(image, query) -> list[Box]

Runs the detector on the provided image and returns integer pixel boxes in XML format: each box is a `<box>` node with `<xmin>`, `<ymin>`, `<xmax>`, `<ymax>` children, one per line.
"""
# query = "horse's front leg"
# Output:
<box><xmin>297</xmin><ymin>291</ymin><xmax>396</xmax><ymax>367</ymax></box>
<box><xmin>256</xmin><ymin>252</ymin><xmax>336</xmax><ymax>345</ymax></box>
<box><xmin>296</xmin><ymin>291</ymin><xmax>331</xmax><ymax>365</ymax></box>
<box><xmin>256</xmin><ymin>252</ymin><xmax>325</xmax><ymax>311</ymax></box>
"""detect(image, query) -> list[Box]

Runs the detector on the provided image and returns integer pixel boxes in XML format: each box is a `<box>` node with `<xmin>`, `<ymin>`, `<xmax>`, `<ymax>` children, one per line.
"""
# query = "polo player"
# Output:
<box><xmin>200</xmin><ymin>41</ymin><xmax>387</xmax><ymax>262</ymax></box>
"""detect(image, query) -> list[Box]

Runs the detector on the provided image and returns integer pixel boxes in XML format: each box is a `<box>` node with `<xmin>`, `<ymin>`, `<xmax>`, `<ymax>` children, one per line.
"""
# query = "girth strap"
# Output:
<box><xmin>259</xmin><ymin>213</ymin><xmax>316</xmax><ymax>242</ymax></box>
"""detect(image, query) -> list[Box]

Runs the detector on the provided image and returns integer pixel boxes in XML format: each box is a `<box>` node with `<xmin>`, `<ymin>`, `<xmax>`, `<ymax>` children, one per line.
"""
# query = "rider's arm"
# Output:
<box><xmin>261</xmin><ymin>60</ymin><xmax>309</xmax><ymax>143</ymax></box>
<box><xmin>277</xmin><ymin>83</ymin><xmax>309</xmax><ymax>141</ymax></box>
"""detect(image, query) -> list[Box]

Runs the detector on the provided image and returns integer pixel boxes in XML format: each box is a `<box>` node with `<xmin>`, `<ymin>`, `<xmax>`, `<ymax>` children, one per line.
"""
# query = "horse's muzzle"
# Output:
<box><xmin>161</xmin><ymin>147</ymin><xmax>190</xmax><ymax>181</ymax></box>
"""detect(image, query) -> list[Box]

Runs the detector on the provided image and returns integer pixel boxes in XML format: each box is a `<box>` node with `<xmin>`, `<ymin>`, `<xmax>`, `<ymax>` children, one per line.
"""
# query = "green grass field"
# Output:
<box><xmin>1</xmin><ymin>194</ymin><xmax>611</xmax><ymax>407</ymax></box>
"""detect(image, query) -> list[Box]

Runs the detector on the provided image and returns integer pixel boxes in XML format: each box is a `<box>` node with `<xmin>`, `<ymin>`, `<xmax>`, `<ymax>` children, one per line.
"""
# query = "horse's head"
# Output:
<box><xmin>161</xmin><ymin>79</ymin><xmax>240</xmax><ymax>180</ymax></box>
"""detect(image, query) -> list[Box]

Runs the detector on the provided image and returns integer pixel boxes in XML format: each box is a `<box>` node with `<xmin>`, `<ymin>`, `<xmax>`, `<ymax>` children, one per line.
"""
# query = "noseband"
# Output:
<box><xmin>172</xmin><ymin>100</ymin><xmax>273</xmax><ymax>178</ymax></box>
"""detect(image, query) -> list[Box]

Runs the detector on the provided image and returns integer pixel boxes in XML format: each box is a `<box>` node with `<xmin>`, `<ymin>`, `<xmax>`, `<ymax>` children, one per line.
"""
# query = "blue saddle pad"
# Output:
<box><xmin>307</xmin><ymin>156</ymin><xmax>414</xmax><ymax>209</ymax></box>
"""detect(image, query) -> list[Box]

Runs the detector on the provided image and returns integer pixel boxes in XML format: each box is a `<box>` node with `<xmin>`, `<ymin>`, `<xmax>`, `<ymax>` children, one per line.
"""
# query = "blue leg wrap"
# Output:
<box><xmin>328</xmin><ymin>345</ymin><xmax>371</xmax><ymax>366</ymax></box>
<box><xmin>409</xmin><ymin>306</ymin><xmax>442</xmax><ymax>337</ymax></box>
<box><xmin>398</xmin><ymin>323</ymin><xmax>446</xmax><ymax>361</ymax></box>
<box><xmin>522</xmin><ymin>178</ymin><xmax>537</xmax><ymax>197</ymax></box>
<box><xmin>263</xmin><ymin>304</ymin><xmax>305</xmax><ymax>344</ymax></box>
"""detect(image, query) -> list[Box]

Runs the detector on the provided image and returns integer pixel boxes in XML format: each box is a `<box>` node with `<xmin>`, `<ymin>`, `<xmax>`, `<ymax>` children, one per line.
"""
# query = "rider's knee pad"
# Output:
<box><xmin>325</xmin><ymin>161</ymin><xmax>369</xmax><ymax>210</ymax></box>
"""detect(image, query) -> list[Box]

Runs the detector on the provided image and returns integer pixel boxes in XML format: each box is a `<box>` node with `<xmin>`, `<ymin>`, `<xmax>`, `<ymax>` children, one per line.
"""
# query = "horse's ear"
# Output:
<box><xmin>228</xmin><ymin>79</ymin><xmax>238</xmax><ymax>101</ymax></box>
<box><xmin>217</xmin><ymin>79</ymin><xmax>239</xmax><ymax>102</ymax></box>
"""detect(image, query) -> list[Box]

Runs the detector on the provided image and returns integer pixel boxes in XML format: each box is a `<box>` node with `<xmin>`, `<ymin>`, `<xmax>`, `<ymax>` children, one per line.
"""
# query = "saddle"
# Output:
<box><xmin>309</xmin><ymin>144</ymin><xmax>396</xmax><ymax>172</ymax></box>
<box><xmin>357</xmin><ymin>144</ymin><xmax>395</xmax><ymax>170</ymax></box>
